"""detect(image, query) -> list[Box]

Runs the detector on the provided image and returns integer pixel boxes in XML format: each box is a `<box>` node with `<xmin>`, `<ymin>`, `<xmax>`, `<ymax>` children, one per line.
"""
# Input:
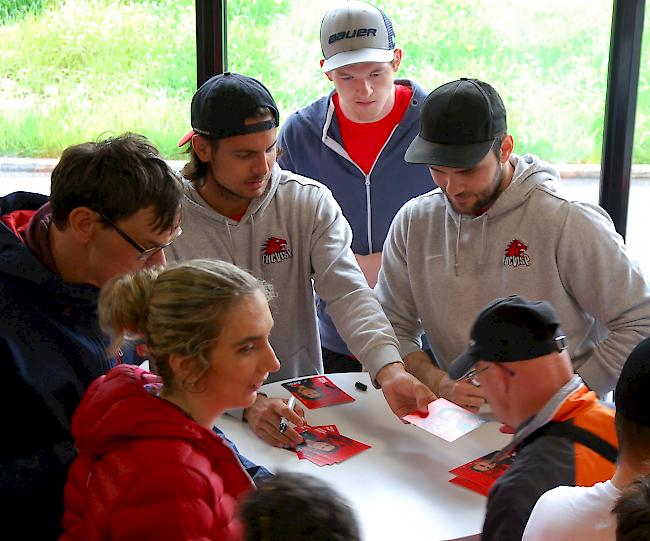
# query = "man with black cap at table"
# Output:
<box><xmin>523</xmin><ymin>336</ymin><xmax>650</xmax><ymax>541</ymax></box>
<box><xmin>167</xmin><ymin>71</ymin><xmax>436</xmax><ymax>449</ymax></box>
<box><xmin>375</xmin><ymin>77</ymin><xmax>650</xmax><ymax>411</ymax></box>
<box><xmin>446</xmin><ymin>294</ymin><xmax>618</xmax><ymax>541</ymax></box>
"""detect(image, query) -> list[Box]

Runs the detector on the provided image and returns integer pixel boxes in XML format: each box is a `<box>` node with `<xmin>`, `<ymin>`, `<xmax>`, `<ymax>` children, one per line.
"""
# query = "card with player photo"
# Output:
<box><xmin>448</xmin><ymin>451</ymin><xmax>515</xmax><ymax>495</ymax></box>
<box><xmin>282</xmin><ymin>376</ymin><xmax>355</xmax><ymax>409</ymax></box>
<box><xmin>312</xmin><ymin>424</ymin><xmax>340</xmax><ymax>434</ymax></box>
<box><xmin>449</xmin><ymin>475</ymin><xmax>491</xmax><ymax>496</ymax></box>
<box><xmin>294</xmin><ymin>426</ymin><xmax>370</xmax><ymax>466</ymax></box>
<box><xmin>403</xmin><ymin>398</ymin><xmax>486</xmax><ymax>442</ymax></box>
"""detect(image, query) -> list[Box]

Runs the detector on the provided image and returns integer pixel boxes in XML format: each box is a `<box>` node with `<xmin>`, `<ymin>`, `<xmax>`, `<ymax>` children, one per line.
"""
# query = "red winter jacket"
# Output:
<box><xmin>60</xmin><ymin>365</ymin><xmax>254</xmax><ymax>541</ymax></box>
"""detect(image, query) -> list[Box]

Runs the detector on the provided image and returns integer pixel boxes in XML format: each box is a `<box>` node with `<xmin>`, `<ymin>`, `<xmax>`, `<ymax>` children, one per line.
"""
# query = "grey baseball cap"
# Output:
<box><xmin>320</xmin><ymin>1</ymin><xmax>396</xmax><ymax>72</ymax></box>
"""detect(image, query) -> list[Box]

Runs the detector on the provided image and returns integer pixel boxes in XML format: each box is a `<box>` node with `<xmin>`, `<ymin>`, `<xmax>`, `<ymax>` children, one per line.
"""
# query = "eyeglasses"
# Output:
<box><xmin>458</xmin><ymin>363</ymin><xmax>516</xmax><ymax>383</ymax></box>
<box><xmin>99</xmin><ymin>212</ymin><xmax>182</xmax><ymax>261</ymax></box>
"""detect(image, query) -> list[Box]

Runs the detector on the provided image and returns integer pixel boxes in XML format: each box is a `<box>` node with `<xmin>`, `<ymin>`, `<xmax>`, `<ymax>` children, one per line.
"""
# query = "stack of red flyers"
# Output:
<box><xmin>293</xmin><ymin>425</ymin><xmax>371</xmax><ymax>466</ymax></box>
<box><xmin>448</xmin><ymin>451</ymin><xmax>514</xmax><ymax>496</ymax></box>
<box><xmin>282</xmin><ymin>376</ymin><xmax>355</xmax><ymax>409</ymax></box>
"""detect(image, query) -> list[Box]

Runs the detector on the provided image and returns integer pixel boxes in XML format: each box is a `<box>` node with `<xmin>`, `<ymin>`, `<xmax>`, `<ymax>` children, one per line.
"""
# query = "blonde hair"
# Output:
<box><xmin>98</xmin><ymin>259</ymin><xmax>271</xmax><ymax>388</ymax></box>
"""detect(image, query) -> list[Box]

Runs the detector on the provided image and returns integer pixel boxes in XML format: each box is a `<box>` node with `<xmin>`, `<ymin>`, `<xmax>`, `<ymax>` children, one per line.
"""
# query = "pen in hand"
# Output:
<box><xmin>278</xmin><ymin>396</ymin><xmax>296</xmax><ymax>434</ymax></box>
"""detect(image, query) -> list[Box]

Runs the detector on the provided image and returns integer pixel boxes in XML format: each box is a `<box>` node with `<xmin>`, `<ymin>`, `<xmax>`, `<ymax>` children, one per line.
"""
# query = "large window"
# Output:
<box><xmin>228</xmin><ymin>0</ymin><xmax>615</xmax><ymax>166</ymax></box>
<box><xmin>0</xmin><ymin>0</ymin><xmax>196</xmax><ymax>159</ymax></box>
<box><xmin>1</xmin><ymin>0</ymin><xmax>648</xmax><ymax>275</ymax></box>
<box><xmin>626</xmin><ymin>5</ymin><xmax>650</xmax><ymax>275</ymax></box>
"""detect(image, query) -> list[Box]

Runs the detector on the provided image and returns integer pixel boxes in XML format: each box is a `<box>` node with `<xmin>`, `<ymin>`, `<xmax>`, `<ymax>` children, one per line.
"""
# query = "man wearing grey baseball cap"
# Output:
<box><xmin>168</xmin><ymin>72</ymin><xmax>436</xmax><ymax>449</ymax></box>
<box><xmin>375</xmin><ymin>77</ymin><xmax>650</xmax><ymax>410</ymax></box>
<box><xmin>277</xmin><ymin>1</ymin><xmax>433</xmax><ymax>374</ymax></box>
<box><xmin>448</xmin><ymin>295</ymin><xmax>617</xmax><ymax>541</ymax></box>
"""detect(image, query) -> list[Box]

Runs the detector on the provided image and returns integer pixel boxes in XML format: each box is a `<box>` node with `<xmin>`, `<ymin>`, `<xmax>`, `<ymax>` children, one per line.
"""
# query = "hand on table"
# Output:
<box><xmin>243</xmin><ymin>394</ymin><xmax>305</xmax><ymax>448</ymax></box>
<box><xmin>438</xmin><ymin>374</ymin><xmax>486</xmax><ymax>413</ymax></box>
<box><xmin>376</xmin><ymin>362</ymin><xmax>437</xmax><ymax>419</ymax></box>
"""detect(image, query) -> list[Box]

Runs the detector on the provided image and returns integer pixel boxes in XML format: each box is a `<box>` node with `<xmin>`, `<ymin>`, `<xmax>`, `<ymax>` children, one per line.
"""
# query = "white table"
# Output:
<box><xmin>218</xmin><ymin>373</ymin><xmax>512</xmax><ymax>541</ymax></box>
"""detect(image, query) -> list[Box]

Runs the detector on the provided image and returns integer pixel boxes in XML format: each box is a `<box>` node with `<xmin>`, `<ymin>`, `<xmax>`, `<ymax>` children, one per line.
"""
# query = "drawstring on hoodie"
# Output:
<box><xmin>478</xmin><ymin>214</ymin><xmax>488</xmax><ymax>272</ymax></box>
<box><xmin>250</xmin><ymin>214</ymin><xmax>265</xmax><ymax>282</ymax></box>
<box><xmin>454</xmin><ymin>215</ymin><xmax>462</xmax><ymax>277</ymax></box>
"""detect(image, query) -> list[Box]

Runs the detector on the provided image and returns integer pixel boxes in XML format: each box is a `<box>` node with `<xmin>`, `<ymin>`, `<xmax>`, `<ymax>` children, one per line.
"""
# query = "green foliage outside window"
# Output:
<box><xmin>0</xmin><ymin>0</ymin><xmax>648</xmax><ymax>164</ymax></box>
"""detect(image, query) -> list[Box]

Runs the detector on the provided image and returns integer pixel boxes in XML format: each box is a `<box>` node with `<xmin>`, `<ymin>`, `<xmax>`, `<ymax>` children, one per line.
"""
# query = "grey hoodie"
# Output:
<box><xmin>376</xmin><ymin>154</ymin><xmax>650</xmax><ymax>395</ymax></box>
<box><xmin>166</xmin><ymin>164</ymin><xmax>402</xmax><ymax>385</ymax></box>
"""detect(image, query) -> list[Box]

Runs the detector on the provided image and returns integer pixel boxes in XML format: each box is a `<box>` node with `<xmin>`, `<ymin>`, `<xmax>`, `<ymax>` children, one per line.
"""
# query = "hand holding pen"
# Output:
<box><xmin>243</xmin><ymin>393</ymin><xmax>305</xmax><ymax>447</ymax></box>
<box><xmin>279</xmin><ymin>396</ymin><xmax>296</xmax><ymax>434</ymax></box>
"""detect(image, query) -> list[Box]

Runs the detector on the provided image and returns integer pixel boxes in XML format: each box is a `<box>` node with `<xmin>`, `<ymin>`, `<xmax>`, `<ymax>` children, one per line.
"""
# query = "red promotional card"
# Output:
<box><xmin>282</xmin><ymin>376</ymin><xmax>355</xmax><ymax>409</ymax></box>
<box><xmin>312</xmin><ymin>424</ymin><xmax>340</xmax><ymax>435</ymax></box>
<box><xmin>449</xmin><ymin>451</ymin><xmax>514</xmax><ymax>496</ymax></box>
<box><xmin>403</xmin><ymin>398</ymin><xmax>486</xmax><ymax>442</ymax></box>
<box><xmin>294</xmin><ymin>426</ymin><xmax>370</xmax><ymax>466</ymax></box>
<box><xmin>449</xmin><ymin>476</ymin><xmax>491</xmax><ymax>497</ymax></box>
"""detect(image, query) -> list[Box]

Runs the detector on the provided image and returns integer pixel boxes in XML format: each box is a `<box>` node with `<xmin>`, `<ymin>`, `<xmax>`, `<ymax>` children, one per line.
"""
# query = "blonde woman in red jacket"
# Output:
<box><xmin>60</xmin><ymin>259</ymin><xmax>280</xmax><ymax>541</ymax></box>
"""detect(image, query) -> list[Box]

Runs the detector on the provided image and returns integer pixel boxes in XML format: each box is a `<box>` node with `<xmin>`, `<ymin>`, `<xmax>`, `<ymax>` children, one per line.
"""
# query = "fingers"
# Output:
<box><xmin>455</xmin><ymin>379</ymin><xmax>486</xmax><ymax>399</ymax></box>
<box><xmin>247</xmin><ymin>397</ymin><xmax>306</xmax><ymax>448</ymax></box>
<box><xmin>282</xmin><ymin>401</ymin><xmax>305</xmax><ymax>426</ymax></box>
<box><xmin>439</xmin><ymin>375</ymin><xmax>486</xmax><ymax>412</ymax></box>
<box><xmin>414</xmin><ymin>383</ymin><xmax>437</xmax><ymax>413</ymax></box>
<box><xmin>251</xmin><ymin>416</ymin><xmax>303</xmax><ymax>448</ymax></box>
<box><xmin>381</xmin><ymin>372</ymin><xmax>436</xmax><ymax>419</ymax></box>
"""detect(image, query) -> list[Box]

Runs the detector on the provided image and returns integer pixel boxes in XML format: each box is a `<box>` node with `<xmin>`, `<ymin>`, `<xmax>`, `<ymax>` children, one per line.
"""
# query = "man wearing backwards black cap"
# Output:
<box><xmin>277</xmin><ymin>1</ymin><xmax>433</xmax><ymax>373</ymax></box>
<box><xmin>168</xmin><ymin>72</ymin><xmax>436</xmax><ymax>448</ymax></box>
<box><xmin>375</xmin><ymin>77</ymin><xmax>650</xmax><ymax>409</ymax></box>
<box><xmin>524</xmin><ymin>336</ymin><xmax>650</xmax><ymax>541</ymax></box>
<box><xmin>446</xmin><ymin>294</ymin><xmax>617</xmax><ymax>541</ymax></box>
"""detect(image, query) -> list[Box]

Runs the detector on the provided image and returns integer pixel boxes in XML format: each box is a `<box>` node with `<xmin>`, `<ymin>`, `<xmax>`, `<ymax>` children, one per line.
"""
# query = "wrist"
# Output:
<box><xmin>376</xmin><ymin>361</ymin><xmax>405</xmax><ymax>387</ymax></box>
<box><xmin>431</xmin><ymin>370</ymin><xmax>447</xmax><ymax>395</ymax></box>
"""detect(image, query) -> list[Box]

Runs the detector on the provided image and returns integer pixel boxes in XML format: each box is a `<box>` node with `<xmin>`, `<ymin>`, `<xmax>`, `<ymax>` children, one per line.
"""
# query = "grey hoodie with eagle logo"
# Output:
<box><xmin>376</xmin><ymin>154</ymin><xmax>650</xmax><ymax>395</ymax></box>
<box><xmin>167</xmin><ymin>164</ymin><xmax>402</xmax><ymax>386</ymax></box>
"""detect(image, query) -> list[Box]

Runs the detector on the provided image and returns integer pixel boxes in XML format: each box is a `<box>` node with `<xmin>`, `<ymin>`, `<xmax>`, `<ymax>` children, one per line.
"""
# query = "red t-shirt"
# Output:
<box><xmin>333</xmin><ymin>83</ymin><xmax>413</xmax><ymax>174</ymax></box>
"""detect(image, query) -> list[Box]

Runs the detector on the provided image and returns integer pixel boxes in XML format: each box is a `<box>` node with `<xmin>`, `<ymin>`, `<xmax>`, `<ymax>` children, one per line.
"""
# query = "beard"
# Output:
<box><xmin>445</xmin><ymin>160</ymin><xmax>505</xmax><ymax>215</ymax></box>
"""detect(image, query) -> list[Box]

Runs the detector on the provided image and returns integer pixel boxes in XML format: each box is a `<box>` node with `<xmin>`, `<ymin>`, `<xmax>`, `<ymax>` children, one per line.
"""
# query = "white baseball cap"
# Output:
<box><xmin>320</xmin><ymin>1</ymin><xmax>396</xmax><ymax>72</ymax></box>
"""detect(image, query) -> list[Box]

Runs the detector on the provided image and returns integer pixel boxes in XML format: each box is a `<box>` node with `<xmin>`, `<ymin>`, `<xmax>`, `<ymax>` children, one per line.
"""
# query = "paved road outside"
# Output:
<box><xmin>1</xmin><ymin>158</ymin><xmax>649</xmax><ymax>276</ymax></box>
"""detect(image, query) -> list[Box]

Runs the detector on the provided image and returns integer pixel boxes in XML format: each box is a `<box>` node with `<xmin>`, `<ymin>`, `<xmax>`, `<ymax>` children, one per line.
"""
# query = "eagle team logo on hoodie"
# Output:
<box><xmin>262</xmin><ymin>236</ymin><xmax>293</xmax><ymax>264</ymax></box>
<box><xmin>503</xmin><ymin>239</ymin><xmax>531</xmax><ymax>268</ymax></box>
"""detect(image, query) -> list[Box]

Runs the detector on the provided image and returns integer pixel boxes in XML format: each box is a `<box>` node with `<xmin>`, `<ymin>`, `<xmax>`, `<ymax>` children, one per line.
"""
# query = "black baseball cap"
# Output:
<box><xmin>448</xmin><ymin>295</ymin><xmax>569</xmax><ymax>380</ymax></box>
<box><xmin>615</xmin><ymin>337</ymin><xmax>650</xmax><ymax>426</ymax></box>
<box><xmin>404</xmin><ymin>78</ymin><xmax>507</xmax><ymax>168</ymax></box>
<box><xmin>178</xmin><ymin>72</ymin><xmax>280</xmax><ymax>147</ymax></box>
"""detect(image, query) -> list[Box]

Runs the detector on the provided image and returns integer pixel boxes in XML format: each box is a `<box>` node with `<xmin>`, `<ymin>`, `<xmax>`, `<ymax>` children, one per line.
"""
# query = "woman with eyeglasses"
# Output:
<box><xmin>60</xmin><ymin>259</ymin><xmax>280</xmax><ymax>541</ymax></box>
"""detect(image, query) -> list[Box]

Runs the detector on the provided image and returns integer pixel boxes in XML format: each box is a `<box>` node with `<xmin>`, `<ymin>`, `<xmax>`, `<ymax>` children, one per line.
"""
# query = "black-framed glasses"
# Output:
<box><xmin>99</xmin><ymin>212</ymin><xmax>182</xmax><ymax>261</ymax></box>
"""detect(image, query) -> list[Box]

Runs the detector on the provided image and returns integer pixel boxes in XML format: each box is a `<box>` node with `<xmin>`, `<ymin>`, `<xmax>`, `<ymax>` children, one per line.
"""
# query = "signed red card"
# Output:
<box><xmin>449</xmin><ymin>475</ymin><xmax>491</xmax><ymax>496</ymax></box>
<box><xmin>312</xmin><ymin>424</ymin><xmax>340</xmax><ymax>435</ymax></box>
<box><xmin>403</xmin><ymin>398</ymin><xmax>486</xmax><ymax>441</ymax></box>
<box><xmin>449</xmin><ymin>451</ymin><xmax>514</xmax><ymax>495</ymax></box>
<box><xmin>282</xmin><ymin>376</ymin><xmax>355</xmax><ymax>409</ymax></box>
<box><xmin>294</xmin><ymin>426</ymin><xmax>370</xmax><ymax>466</ymax></box>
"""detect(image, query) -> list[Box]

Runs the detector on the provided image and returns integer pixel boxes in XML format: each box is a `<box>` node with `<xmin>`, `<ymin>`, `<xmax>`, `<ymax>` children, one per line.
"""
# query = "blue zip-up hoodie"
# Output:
<box><xmin>0</xmin><ymin>191</ymin><xmax>116</xmax><ymax>540</ymax></box>
<box><xmin>277</xmin><ymin>79</ymin><xmax>434</xmax><ymax>355</ymax></box>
